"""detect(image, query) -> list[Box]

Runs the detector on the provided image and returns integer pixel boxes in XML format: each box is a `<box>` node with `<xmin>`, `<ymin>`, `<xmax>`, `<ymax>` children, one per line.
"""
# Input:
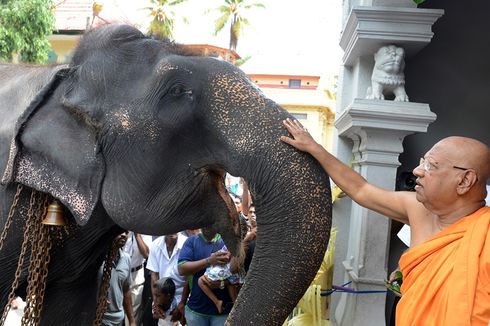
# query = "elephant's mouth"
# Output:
<box><xmin>213</xmin><ymin>172</ymin><xmax>241</xmax><ymax>235</ymax></box>
<box><xmin>203</xmin><ymin>169</ymin><xmax>245</xmax><ymax>260</ymax></box>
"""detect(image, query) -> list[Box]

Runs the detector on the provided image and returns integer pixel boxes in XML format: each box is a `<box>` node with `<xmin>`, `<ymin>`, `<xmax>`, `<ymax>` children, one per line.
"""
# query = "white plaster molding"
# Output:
<box><xmin>360</xmin><ymin>0</ymin><xmax>416</xmax><ymax>7</ymax></box>
<box><xmin>335</xmin><ymin>98</ymin><xmax>437</xmax><ymax>135</ymax></box>
<box><xmin>334</xmin><ymin>99</ymin><xmax>436</xmax><ymax>168</ymax></box>
<box><xmin>340</xmin><ymin>6</ymin><xmax>444</xmax><ymax>66</ymax></box>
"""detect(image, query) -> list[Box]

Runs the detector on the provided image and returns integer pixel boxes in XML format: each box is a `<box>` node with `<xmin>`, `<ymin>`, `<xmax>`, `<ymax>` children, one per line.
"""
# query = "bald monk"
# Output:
<box><xmin>281</xmin><ymin>118</ymin><xmax>490</xmax><ymax>325</ymax></box>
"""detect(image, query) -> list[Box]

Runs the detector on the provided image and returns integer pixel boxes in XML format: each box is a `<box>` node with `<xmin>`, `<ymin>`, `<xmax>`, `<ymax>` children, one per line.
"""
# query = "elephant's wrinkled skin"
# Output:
<box><xmin>0</xmin><ymin>24</ymin><xmax>331</xmax><ymax>325</ymax></box>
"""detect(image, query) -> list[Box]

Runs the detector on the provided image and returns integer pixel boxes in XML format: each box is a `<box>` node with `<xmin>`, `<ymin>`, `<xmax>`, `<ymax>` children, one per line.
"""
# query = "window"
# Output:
<box><xmin>288</xmin><ymin>79</ymin><xmax>301</xmax><ymax>88</ymax></box>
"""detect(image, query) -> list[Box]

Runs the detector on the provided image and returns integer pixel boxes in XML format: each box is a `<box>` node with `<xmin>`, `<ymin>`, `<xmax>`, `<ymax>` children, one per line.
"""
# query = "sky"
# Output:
<box><xmin>170</xmin><ymin>0</ymin><xmax>344</xmax><ymax>77</ymax></box>
<box><xmin>123</xmin><ymin>0</ymin><xmax>344</xmax><ymax>78</ymax></box>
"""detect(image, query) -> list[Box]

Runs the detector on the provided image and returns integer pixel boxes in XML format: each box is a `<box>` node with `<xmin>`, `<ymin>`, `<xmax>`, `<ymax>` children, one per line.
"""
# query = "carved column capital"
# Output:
<box><xmin>335</xmin><ymin>98</ymin><xmax>436</xmax><ymax>166</ymax></box>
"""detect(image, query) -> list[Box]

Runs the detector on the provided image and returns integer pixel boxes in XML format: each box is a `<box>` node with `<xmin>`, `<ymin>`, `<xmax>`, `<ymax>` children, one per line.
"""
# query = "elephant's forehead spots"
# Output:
<box><xmin>212</xmin><ymin>72</ymin><xmax>265</xmax><ymax>106</ymax></box>
<box><xmin>144</xmin><ymin>120</ymin><xmax>160</xmax><ymax>142</ymax></box>
<box><xmin>130</xmin><ymin>112</ymin><xmax>160</xmax><ymax>142</ymax></box>
<box><xmin>206</xmin><ymin>71</ymin><xmax>294</xmax><ymax>164</ymax></box>
<box><xmin>156</xmin><ymin>63</ymin><xmax>178</xmax><ymax>74</ymax></box>
<box><xmin>210</xmin><ymin>72</ymin><xmax>269</xmax><ymax>147</ymax></box>
<box><xmin>156</xmin><ymin>62</ymin><xmax>193</xmax><ymax>75</ymax></box>
<box><xmin>106</xmin><ymin>107</ymin><xmax>160</xmax><ymax>143</ymax></box>
<box><xmin>114</xmin><ymin>110</ymin><xmax>131</xmax><ymax>130</ymax></box>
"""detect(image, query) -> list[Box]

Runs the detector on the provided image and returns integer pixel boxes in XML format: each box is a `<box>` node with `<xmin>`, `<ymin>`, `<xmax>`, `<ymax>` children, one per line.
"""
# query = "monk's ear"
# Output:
<box><xmin>456</xmin><ymin>170</ymin><xmax>478</xmax><ymax>195</ymax></box>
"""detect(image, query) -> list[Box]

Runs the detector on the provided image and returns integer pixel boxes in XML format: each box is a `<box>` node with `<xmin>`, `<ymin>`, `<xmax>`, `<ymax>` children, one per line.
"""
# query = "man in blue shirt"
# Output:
<box><xmin>178</xmin><ymin>226</ymin><xmax>233</xmax><ymax>325</ymax></box>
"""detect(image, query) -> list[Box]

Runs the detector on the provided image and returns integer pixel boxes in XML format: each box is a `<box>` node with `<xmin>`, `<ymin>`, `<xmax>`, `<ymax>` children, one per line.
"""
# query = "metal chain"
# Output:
<box><xmin>22</xmin><ymin>194</ymin><xmax>50</xmax><ymax>326</ymax></box>
<box><xmin>0</xmin><ymin>189</ymin><xmax>39</xmax><ymax>325</ymax></box>
<box><xmin>0</xmin><ymin>186</ymin><xmax>101</xmax><ymax>326</ymax></box>
<box><xmin>22</xmin><ymin>227</ymin><xmax>52</xmax><ymax>325</ymax></box>
<box><xmin>93</xmin><ymin>238</ymin><xmax>119</xmax><ymax>326</ymax></box>
<box><xmin>0</xmin><ymin>184</ymin><xmax>23</xmax><ymax>251</ymax></box>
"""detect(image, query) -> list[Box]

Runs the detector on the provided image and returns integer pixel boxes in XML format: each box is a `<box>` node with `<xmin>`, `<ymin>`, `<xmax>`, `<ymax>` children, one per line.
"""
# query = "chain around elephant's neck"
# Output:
<box><xmin>0</xmin><ymin>187</ymin><xmax>54</xmax><ymax>326</ymax></box>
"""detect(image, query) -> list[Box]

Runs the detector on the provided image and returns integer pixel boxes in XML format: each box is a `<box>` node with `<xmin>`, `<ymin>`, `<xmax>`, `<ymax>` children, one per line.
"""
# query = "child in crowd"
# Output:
<box><xmin>198</xmin><ymin>245</ymin><xmax>241</xmax><ymax>313</ymax></box>
<box><xmin>152</xmin><ymin>277</ymin><xmax>179</xmax><ymax>326</ymax></box>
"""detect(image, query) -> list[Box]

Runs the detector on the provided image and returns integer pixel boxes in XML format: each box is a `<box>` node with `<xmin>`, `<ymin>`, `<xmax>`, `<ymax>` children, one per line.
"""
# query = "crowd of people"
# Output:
<box><xmin>97</xmin><ymin>174</ymin><xmax>256</xmax><ymax>326</ymax></box>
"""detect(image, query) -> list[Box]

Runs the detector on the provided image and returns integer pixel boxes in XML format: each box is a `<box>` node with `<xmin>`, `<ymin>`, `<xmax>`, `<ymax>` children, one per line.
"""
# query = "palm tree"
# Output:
<box><xmin>210</xmin><ymin>0</ymin><xmax>265</xmax><ymax>52</ymax></box>
<box><xmin>147</xmin><ymin>0</ymin><xmax>187</xmax><ymax>40</ymax></box>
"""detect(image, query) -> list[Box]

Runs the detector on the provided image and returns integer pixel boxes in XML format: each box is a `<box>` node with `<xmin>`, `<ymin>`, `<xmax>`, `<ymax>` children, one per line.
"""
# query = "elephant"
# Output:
<box><xmin>0</xmin><ymin>24</ymin><xmax>332</xmax><ymax>325</ymax></box>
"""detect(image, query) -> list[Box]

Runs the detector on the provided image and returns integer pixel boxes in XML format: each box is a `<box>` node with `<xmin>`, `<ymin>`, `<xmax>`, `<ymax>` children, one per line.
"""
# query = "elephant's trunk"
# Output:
<box><xmin>203</xmin><ymin>67</ymin><xmax>332</xmax><ymax>324</ymax></box>
<box><xmin>227</xmin><ymin>143</ymin><xmax>332</xmax><ymax>325</ymax></box>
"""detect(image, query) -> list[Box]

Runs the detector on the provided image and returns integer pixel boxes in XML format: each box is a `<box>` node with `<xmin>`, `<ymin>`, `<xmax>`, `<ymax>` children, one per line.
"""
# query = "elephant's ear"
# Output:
<box><xmin>1</xmin><ymin>68</ymin><xmax>104</xmax><ymax>226</ymax></box>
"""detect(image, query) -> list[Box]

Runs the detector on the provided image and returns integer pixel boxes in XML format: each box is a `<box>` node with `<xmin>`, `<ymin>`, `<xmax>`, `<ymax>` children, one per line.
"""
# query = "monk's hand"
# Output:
<box><xmin>386</xmin><ymin>269</ymin><xmax>403</xmax><ymax>297</ymax></box>
<box><xmin>280</xmin><ymin>118</ymin><xmax>317</xmax><ymax>153</ymax></box>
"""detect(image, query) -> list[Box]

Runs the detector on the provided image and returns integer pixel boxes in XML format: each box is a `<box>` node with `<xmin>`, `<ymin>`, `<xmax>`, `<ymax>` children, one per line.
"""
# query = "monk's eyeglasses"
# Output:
<box><xmin>418</xmin><ymin>158</ymin><xmax>478</xmax><ymax>180</ymax></box>
<box><xmin>419</xmin><ymin>157</ymin><xmax>473</xmax><ymax>172</ymax></box>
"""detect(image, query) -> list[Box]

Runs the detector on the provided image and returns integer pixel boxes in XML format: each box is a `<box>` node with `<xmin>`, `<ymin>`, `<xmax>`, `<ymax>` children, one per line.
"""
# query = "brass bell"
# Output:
<box><xmin>42</xmin><ymin>200</ymin><xmax>67</xmax><ymax>226</ymax></box>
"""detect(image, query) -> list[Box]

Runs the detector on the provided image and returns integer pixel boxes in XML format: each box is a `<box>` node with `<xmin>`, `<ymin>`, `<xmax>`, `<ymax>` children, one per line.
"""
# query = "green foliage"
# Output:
<box><xmin>0</xmin><ymin>0</ymin><xmax>55</xmax><ymax>63</ymax></box>
<box><xmin>209</xmin><ymin>0</ymin><xmax>265</xmax><ymax>51</ymax></box>
<box><xmin>146</xmin><ymin>0</ymin><xmax>187</xmax><ymax>40</ymax></box>
<box><xmin>413</xmin><ymin>0</ymin><xmax>426</xmax><ymax>4</ymax></box>
<box><xmin>234</xmin><ymin>54</ymin><xmax>251</xmax><ymax>66</ymax></box>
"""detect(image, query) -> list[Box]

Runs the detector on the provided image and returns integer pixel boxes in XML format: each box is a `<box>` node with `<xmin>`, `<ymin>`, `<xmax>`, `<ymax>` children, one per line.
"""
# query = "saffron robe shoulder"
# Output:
<box><xmin>397</xmin><ymin>206</ymin><xmax>490</xmax><ymax>326</ymax></box>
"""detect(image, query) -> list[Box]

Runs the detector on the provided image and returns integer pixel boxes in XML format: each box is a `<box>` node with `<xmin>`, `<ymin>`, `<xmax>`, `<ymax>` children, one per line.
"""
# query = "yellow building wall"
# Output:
<box><xmin>259</xmin><ymin>87</ymin><xmax>335</xmax><ymax>152</ymax></box>
<box><xmin>284</xmin><ymin>105</ymin><xmax>335</xmax><ymax>152</ymax></box>
<box><xmin>251</xmin><ymin>75</ymin><xmax>320</xmax><ymax>88</ymax></box>
<box><xmin>48</xmin><ymin>35</ymin><xmax>81</xmax><ymax>63</ymax></box>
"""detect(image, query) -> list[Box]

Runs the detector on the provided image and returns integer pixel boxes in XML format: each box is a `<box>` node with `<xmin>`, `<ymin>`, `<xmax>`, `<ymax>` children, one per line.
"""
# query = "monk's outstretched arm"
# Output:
<box><xmin>281</xmin><ymin>118</ymin><xmax>412</xmax><ymax>224</ymax></box>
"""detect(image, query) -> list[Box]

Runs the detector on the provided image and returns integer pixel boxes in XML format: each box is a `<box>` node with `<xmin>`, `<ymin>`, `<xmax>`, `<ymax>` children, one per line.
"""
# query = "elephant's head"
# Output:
<box><xmin>2</xmin><ymin>24</ymin><xmax>331</xmax><ymax>324</ymax></box>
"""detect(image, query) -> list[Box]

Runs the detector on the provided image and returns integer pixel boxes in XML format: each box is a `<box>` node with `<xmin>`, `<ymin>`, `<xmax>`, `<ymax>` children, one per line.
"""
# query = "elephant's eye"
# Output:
<box><xmin>169</xmin><ymin>84</ymin><xmax>192</xmax><ymax>97</ymax></box>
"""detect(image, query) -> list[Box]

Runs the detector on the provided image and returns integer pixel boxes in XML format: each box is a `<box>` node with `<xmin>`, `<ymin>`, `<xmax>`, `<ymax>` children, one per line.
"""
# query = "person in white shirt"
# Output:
<box><xmin>146</xmin><ymin>233</ymin><xmax>188</xmax><ymax>324</ymax></box>
<box><xmin>123</xmin><ymin>231</ymin><xmax>153</xmax><ymax>325</ymax></box>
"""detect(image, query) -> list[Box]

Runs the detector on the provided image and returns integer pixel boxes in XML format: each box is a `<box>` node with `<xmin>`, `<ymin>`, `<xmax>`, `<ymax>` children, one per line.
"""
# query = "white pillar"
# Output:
<box><xmin>333</xmin><ymin>100</ymin><xmax>435</xmax><ymax>325</ymax></box>
<box><xmin>330</xmin><ymin>4</ymin><xmax>443</xmax><ymax>325</ymax></box>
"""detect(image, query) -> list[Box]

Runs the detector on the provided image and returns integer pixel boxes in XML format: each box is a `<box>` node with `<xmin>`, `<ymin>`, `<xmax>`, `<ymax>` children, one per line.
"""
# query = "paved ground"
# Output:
<box><xmin>5</xmin><ymin>298</ymin><xmax>24</xmax><ymax>325</ymax></box>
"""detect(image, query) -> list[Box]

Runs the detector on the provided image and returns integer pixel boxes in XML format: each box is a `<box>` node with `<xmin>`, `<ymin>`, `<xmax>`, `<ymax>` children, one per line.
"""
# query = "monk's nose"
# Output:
<box><xmin>413</xmin><ymin>164</ymin><xmax>424</xmax><ymax>178</ymax></box>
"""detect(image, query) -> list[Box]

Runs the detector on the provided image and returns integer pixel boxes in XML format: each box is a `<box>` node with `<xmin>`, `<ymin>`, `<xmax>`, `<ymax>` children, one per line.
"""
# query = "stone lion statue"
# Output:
<box><xmin>366</xmin><ymin>45</ymin><xmax>409</xmax><ymax>102</ymax></box>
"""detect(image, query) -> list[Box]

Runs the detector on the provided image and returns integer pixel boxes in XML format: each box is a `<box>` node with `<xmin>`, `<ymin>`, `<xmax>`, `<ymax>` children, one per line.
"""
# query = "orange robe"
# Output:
<box><xmin>397</xmin><ymin>206</ymin><xmax>490</xmax><ymax>326</ymax></box>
